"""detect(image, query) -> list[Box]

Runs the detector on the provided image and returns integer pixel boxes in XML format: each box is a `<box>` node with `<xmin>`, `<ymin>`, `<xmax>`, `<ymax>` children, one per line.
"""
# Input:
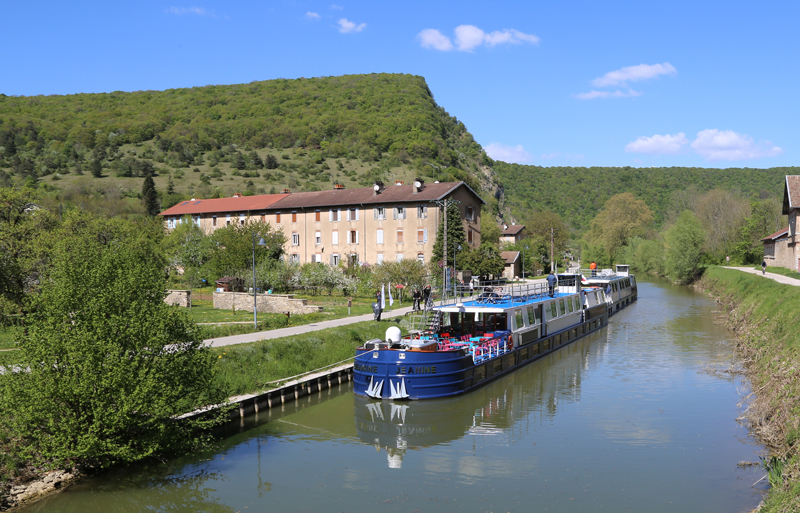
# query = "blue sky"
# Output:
<box><xmin>4</xmin><ymin>1</ymin><xmax>798</xmax><ymax>168</ymax></box>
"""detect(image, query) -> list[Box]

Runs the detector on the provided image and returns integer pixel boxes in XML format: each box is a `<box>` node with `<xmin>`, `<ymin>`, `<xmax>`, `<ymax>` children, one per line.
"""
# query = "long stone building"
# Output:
<box><xmin>159</xmin><ymin>180</ymin><xmax>485</xmax><ymax>266</ymax></box>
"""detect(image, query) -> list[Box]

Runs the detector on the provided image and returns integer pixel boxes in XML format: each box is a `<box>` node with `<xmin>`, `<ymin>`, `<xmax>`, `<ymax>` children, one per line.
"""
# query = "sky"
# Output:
<box><xmin>3</xmin><ymin>1</ymin><xmax>798</xmax><ymax>168</ymax></box>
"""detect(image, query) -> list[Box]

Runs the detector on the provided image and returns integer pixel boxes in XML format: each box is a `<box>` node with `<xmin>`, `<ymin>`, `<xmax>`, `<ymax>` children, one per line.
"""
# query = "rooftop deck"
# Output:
<box><xmin>435</xmin><ymin>280</ymin><xmax>575</xmax><ymax>311</ymax></box>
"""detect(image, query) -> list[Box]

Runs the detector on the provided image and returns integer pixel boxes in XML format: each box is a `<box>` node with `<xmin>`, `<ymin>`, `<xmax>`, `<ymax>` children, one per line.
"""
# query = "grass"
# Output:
<box><xmin>699</xmin><ymin>266</ymin><xmax>800</xmax><ymax>512</ymax></box>
<box><xmin>0</xmin><ymin>327</ymin><xmax>18</xmax><ymax>350</ymax></box>
<box><xmin>210</xmin><ymin>320</ymin><xmax>403</xmax><ymax>397</ymax></box>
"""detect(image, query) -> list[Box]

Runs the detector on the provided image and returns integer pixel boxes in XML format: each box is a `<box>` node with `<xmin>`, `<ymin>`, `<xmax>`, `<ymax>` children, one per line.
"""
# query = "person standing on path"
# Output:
<box><xmin>373</xmin><ymin>290</ymin><xmax>383</xmax><ymax>321</ymax></box>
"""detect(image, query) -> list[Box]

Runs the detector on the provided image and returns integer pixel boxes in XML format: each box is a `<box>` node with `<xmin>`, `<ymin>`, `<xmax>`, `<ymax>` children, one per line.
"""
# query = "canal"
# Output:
<box><xmin>21</xmin><ymin>279</ymin><xmax>767</xmax><ymax>512</ymax></box>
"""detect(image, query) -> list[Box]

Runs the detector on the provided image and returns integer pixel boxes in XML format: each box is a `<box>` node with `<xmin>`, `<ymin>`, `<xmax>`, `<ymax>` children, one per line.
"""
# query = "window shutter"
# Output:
<box><xmin>330</xmin><ymin>255</ymin><xmax>335</xmax><ymax>265</ymax></box>
<box><xmin>356</xmin><ymin>209</ymin><xmax>359</xmax><ymax>221</ymax></box>
<box><xmin>373</xmin><ymin>207</ymin><xmax>378</xmax><ymax>220</ymax></box>
<box><xmin>355</xmin><ymin>231</ymin><xmax>359</xmax><ymax>244</ymax></box>
<box><xmin>329</xmin><ymin>210</ymin><xmax>333</xmax><ymax>222</ymax></box>
<box><xmin>393</xmin><ymin>207</ymin><xmax>397</xmax><ymax>220</ymax></box>
<box><xmin>424</xmin><ymin>229</ymin><xmax>428</xmax><ymax>243</ymax></box>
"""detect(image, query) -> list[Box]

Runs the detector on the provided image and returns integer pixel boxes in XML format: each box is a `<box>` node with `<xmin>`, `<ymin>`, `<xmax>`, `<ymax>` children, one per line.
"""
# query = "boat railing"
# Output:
<box><xmin>431</xmin><ymin>330</ymin><xmax>514</xmax><ymax>364</ymax></box>
<box><xmin>438</xmin><ymin>280</ymin><xmax>563</xmax><ymax>308</ymax></box>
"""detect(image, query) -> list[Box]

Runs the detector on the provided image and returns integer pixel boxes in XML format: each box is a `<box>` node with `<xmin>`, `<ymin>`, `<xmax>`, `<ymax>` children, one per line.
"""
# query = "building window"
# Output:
<box><xmin>239</xmin><ymin>213</ymin><xmax>245</xmax><ymax>226</ymax></box>
<box><xmin>765</xmin><ymin>242</ymin><xmax>775</xmax><ymax>257</ymax></box>
<box><xmin>417</xmin><ymin>205</ymin><xmax>427</xmax><ymax>218</ymax></box>
<box><xmin>394</xmin><ymin>206</ymin><xmax>406</xmax><ymax>220</ymax></box>
<box><xmin>417</xmin><ymin>253</ymin><xmax>425</xmax><ymax>263</ymax></box>
<box><xmin>168</xmin><ymin>217</ymin><xmax>175</xmax><ymax>229</ymax></box>
<box><xmin>350</xmin><ymin>254</ymin><xmax>359</xmax><ymax>265</ymax></box>
<box><xmin>261</xmin><ymin>214</ymin><xmax>266</xmax><ymax>222</ymax></box>
<box><xmin>468</xmin><ymin>229</ymin><xmax>473</xmax><ymax>244</ymax></box>
<box><xmin>331</xmin><ymin>254</ymin><xmax>340</xmax><ymax>266</ymax></box>
<box><xmin>396</xmin><ymin>253</ymin><xmax>404</xmax><ymax>262</ymax></box>
<box><xmin>348</xmin><ymin>230</ymin><xmax>359</xmax><ymax>244</ymax></box>
<box><xmin>377</xmin><ymin>253</ymin><xmax>384</xmax><ymax>264</ymax></box>
<box><xmin>466</xmin><ymin>206</ymin><xmax>474</xmax><ymax>220</ymax></box>
<box><xmin>348</xmin><ymin>207</ymin><xmax>359</xmax><ymax>221</ymax></box>
<box><xmin>332</xmin><ymin>231</ymin><xmax>339</xmax><ymax>245</ymax></box>
<box><xmin>376</xmin><ymin>229</ymin><xmax>384</xmax><ymax>244</ymax></box>
<box><xmin>330</xmin><ymin>209</ymin><xmax>340</xmax><ymax>222</ymax></box>
<box><xmin>312</xmin><ymin>253</ymin><xmax>321</xmax><ymax>263</ymax></box>
<box><xmin>315</xmin><ymin>231</ymin><xmax>321</xmax><ymax>244</ymax></box>
<box><xmin>226</xmin><ymin>214</ymin><xmax>231</xmax><ymax>226</ymax></box>
<box><xmin>374</xmin><ymin>206</ymin><xmax>386</xmax><ymax>220</ymax></box>
<box><xmin>193</xmin><ymin>215</ymin><xmax>201</xmax><ymax>227</ymax></box>
<box><xmin>276</xmin><ymin>212</ymin><xmax>281</xmax><ymax>223</ymax></box>
<box><xmin>292</xmin><ymin>233</ymin><xmax>300</xmax><ymax>246</ymax></box>
<box><xmin>212</xmin><ymin>215</ymin><xmax>217</xmax><ymax>227</ymax></box>
<box><xmin>397</xmin><ymin>229</ymin><xmax>403</xmax><ymax>244</ymax></box>
<box><xmin>417</xmin><ymin>229</ymin><xmax>428</xmax><ymax>243</ymax></box>
<box><xmin>290</xmin><ymin>253</ymin><xmax>300</xmax><ymax>263</ymax></box>
<box><xmin>292</xmin><ymin>211</ymin><xmax>297</xmax><ymax>223</ymax></box>
<box><xmin>315</xmin><ymin>210</ymin><xmax>321</xmax><ymax>222</ymax></box>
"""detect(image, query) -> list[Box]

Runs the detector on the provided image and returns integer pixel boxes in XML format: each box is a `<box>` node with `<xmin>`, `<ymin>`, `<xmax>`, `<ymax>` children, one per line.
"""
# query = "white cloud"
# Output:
<box><xmin>625</xmin><ymin>133</ymin><xmax>688</xmax><ymax>154</ymax></box>
<box><xmin>418</xmin><ymin>25</ymin><xmax>538</xmax><ymax>52</ymax></box>
<box><xmin>690</xmin><ymin>129</ymin><xmax>783</xmax><ymax>161</ymax></box>
<box><xmin>575</xmin><ymin>89</ymin><xmax>642</xmax><ymax>100</ymax></box>
<box><xmin>306</xmin><ymin>12</ymin><xmax>320</xmax><ymax>20</ymax></box>
<box><xmin>418</xmin><ymin>29</ymin><xmax>453</xmax><ymax>51</ymax></box>
<box><xmin>331</xmin><ymin>4</ymin><xmax>344</xmax><ymax>10</ymax></box>
<box><xmin>338</xmin><ymin>18</ymin><xmax>366</xmax><ymax>33</ymax></box>
<box><xmin>592</xmin><ymin>63</ymin><xmax>677</xmax><ymax>87</ymax></box>
<box><xmin>165</xmin><ymin>6</ymin><xmax>215</xmax><ymax>16</ymax></box>
<box><xmin>485</xmin><ymin>143</ymin><xmax>532</xmax><ymax>164</ymax></box>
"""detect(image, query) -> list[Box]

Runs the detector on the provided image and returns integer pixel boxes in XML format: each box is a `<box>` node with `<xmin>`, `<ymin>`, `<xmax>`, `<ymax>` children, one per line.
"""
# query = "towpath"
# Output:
<box><xmin>203</xmin><ymin>304</ymin><xmax>416</xmax><ymax>348</ymax></box>
<box><xmin>722</xmin><ymin>266</ymin><xmax>800</xmax><ymax>287</ymax></box>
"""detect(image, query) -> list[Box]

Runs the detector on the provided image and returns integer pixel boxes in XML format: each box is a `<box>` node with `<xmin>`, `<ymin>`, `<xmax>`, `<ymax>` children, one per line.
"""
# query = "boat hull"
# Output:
<box><xmin>353</xmin><ymin>313</ymin><xmax>609</xmax><ymax>400</ymax></box>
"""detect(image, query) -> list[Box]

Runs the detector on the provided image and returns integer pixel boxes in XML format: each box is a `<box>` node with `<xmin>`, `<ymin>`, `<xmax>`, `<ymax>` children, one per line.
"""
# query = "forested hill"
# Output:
<box><xmin>495</xmin><ymin>163</ymin><xmax>796</xmax><ymax>231</ymax></box>
<box><xmin>0</xmin><ymin>74</ymin><xmax>490</xmax><ymax>195</ymax></box>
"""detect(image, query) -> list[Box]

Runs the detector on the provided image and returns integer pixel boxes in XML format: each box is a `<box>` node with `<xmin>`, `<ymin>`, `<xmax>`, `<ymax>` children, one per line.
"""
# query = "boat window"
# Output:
<box><xmin>574</xmin><ymin>296</ymin><xmax>582</xmax><ymax>311</ymax></box>
<box><xmin>514</xmin><ymin>309</ymin><xmax>524</xmax><ymax>331</ymax></box>
<box><xmin>558</xmin><ymin>298</ymin><xmax>566</xmax><ymax>316</ymax></box>
<box><xmin>550</xmin><ymin>301</ymin><xmax>558</xmax><ymax>319</ymax></box>
<box><xmin>567</xmin><ymin>297</ymin><xmax>574</xmax><ymax>313</ymax></box>
<box><xmin>527</xmin><ymin>305</ymin><xmax>537</xmax><ymax>325</ymax></box>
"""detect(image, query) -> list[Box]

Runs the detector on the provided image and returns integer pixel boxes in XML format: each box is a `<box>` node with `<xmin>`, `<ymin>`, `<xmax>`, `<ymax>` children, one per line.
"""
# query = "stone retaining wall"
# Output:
<box><xmin>213</xmin><ymin>292</ymin><xmax>323</xmax><ymax>315</ymax></box>
<box><xmin>164</xmin><ymin>290</ymin><xmax>191</xmax><ymax>307</ymax></box>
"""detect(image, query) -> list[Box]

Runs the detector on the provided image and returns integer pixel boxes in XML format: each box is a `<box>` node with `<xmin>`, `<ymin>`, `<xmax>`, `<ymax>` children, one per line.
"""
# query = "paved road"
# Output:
<box><xmin>203</xmin><ymin>304</ymin><xmax>417</xmax><ymax>348</ymax></box>
<box><xmin>722</xmin><ymin>266</ymin><xmax>800</xmax><ymax>287</ymax></box>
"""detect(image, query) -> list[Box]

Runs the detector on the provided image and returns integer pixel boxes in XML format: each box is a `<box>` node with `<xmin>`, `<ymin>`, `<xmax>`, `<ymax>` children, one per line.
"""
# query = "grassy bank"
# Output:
<box><xmin>698</xmin><ymin>267</ymin><xmax>800</xmax><ymax>512</ymax></box>
<box><xmin>209</xmin><ymin>320</ymin><xmax>399</xmax><ymax>396</ymax></box>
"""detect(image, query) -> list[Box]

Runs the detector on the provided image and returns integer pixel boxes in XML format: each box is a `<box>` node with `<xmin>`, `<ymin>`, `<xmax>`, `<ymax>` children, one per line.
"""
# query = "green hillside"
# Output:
<box><xmin>494</xmin><ymin>163</ymin><xmax>795</xmax><ymax>231</ymax></box>
<box><xmin>0</xmin><ymin>74</ymin><xmax>492</xmax><ymax>209</ymax></box>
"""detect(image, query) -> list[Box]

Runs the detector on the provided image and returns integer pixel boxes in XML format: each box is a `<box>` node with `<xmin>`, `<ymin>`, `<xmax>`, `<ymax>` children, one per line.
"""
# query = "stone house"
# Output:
<box><xmin>500</xmin><ymin>251</ymin><xmax>520</xmax><ymax>280</ymax></box>
<box><xmin>500</xmin><ymin>223</ymin><xmax>525</xmax><ymax>246</ymax></box>
<box><xmin>762</xmin><ymin>175</ymin><xmax>800</xmax><ymax>272</ymax></box>
<box><xmin>159</xmin><ymin>180</ymin><xmax>485</xmax><ymax>266</ymax></box>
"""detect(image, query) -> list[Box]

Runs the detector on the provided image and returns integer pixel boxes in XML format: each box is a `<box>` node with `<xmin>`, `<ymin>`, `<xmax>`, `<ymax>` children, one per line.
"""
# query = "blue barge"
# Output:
<box><xmin>353</xmin><ymin>271</ymin><xmax>635</xmax><ymax>401</ymax></box>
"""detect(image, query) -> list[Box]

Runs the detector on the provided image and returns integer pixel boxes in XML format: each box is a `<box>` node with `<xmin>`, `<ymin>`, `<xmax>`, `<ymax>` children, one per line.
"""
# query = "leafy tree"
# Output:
<box><xmin>664</xmin><ymin>210</ymin><xmax>705</xmax><ymax>284</ymax></box>
<box><xmin>480</xmin><ymin>211</ymin><xmax>502</xmax><ymax>247</ymax></box>
<box><xmin>634</xmin><ymin>239</ymin><xmax>665</xmax><ymax>274</ymax></box>
<box><xmin>0</xmin><ymin>212</ymin><xmax>226</xmax><ymax>467</ymax></box>
<box><xmin>205</xmin><ymin>220</ymin><xmax>286</xmax><ymax>281</ymax></box>
<box><xmin>586</xmin><ymin>193</ymin><xmax>653</xmax><ymax>261</ymax></box>
<box><xmin>432</xmin><ymin>201</ymin><xmax>466</xmax><ymax>266</ymax></box>
<box><xmin>460</xmin><ymin>243</ymin><xmax>505</xmax><ymax>281</ymax></box>
<box><xmin>732</xmin><ymin>198</ymin><xmax>784</xmax><ymax>264</ymax></box>
<box><xmin>162</xmin><ymin>216</ymin><xmax>214</xmax><ymax>290</ymax></box>
<box><xmin>692</xmin><ymin>189</ymin><xmax>749</xmax><ymax>261</ymax></box>
<box><xmin>89</xmin><ymin>157</ymin><xmax>103</xmax><ymax>178</ymax></box>
<box><xmin>141</xmin><ymin>174</ymin><xmax>160</xmax><ymax>216</ymax></box>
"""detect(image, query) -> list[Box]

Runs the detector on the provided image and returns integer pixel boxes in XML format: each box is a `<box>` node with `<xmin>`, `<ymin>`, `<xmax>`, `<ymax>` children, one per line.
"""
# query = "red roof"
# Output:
<box><xmin>501</xmin><ymin>224</ymin><xmax>524</xmax><ymax>235</ymax></box>
<box><xmin>159</xmin><ymin>194</ymin><xmax>290</xmax><ymax>216</ymax></box>
<box><xmin>500</xmin><ymin>251</ymin><xmax>520</xmax><ymax>264</ymax></box>
<box><xmin>761</xmin><ymin>227</ymin><xmax>789</xmax><ymax>241</ymax></box>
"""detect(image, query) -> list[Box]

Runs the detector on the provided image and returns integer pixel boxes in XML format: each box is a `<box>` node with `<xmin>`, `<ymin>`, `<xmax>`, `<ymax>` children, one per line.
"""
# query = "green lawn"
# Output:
<box><xmin>0</xmin><ymin>328</ymin><xmax>18</xmax><ymax>350</ymax></box>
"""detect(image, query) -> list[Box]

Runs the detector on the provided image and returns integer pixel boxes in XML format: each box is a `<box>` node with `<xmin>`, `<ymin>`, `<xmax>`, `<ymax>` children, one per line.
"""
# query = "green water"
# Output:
<box><xmin>21</xmin><ymin>279</ymin><xmax>766</xmax><ymax>512</ymax></box>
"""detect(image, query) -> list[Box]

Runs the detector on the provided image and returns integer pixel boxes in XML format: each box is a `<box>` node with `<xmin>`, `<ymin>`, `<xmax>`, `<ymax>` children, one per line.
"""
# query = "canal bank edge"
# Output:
<box><xmin>698</xmin><ymin>267</ymin><xmax>800</xmax><ymax>513</ymax></box>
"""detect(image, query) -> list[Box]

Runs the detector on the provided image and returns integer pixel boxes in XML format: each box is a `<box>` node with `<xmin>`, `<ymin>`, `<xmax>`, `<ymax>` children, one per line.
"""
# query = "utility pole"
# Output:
<box><xmin>550</xmin><ymin>227</ymin><xmax>554</xmax><ymax>274</ymax></box>
<box><xmin>433</xmin><ymin>198</ymin><xmax>459</xmax><ymax>302</ymax></box>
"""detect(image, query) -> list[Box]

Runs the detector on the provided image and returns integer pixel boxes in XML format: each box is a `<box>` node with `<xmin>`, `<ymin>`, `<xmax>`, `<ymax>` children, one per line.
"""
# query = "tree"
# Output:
<box><xmin>141</xmin><ymin>174</ymin><xmax>160</xmax><ymax>216</ymax></box>
<box><xmin>692</xmin><ymin>189</ymin><xmax>749</xmax><ymax>261</ymax></box>
<box><xmin>432</xmin><ymin>200</ymin><xmax>466</xmax><ymax>266</ymax></box>
<box><xmin>664</xmin><ymin>210</ymin><xmax>705</xmax><ymax>284</ymax></box>
<box><xmin>205</xmin><ymin>220</ymin><xmax>286</xmax><ymax>281</ymax></box>
<box><xmin>167</xmin><ymin>174</ymin><xmax>176</xmax><ymax>195</ymax></box>
<box><xmin>460</xmin><ymin>243</ymin><xmax>505</xmax><ymax>281</ymax></box>
<box><xmin>480</xmin><ymin>211</ymin><xmax>502</xmax><ymax>247</ymax></box>
<box><xmin>162</xmin><ymin>216</ymin><xmax>214</xmax><ymax>289</ymax></box>
<box><xmin>231</xmin><ymin>152</ymin><xmax>246</xmax><ymax>170</ymax></box>
<box><xmin>586</xmin><ymin>193</ymin><xmax>653</xmax><ymax>261</ymax></box>
<box><xmin>265</xmin><ymin>154</ymin><xmax>279</xmax><ymax>170</ymax></box>
<box><xmin>732</xmin><ymin>198</ymin><xmax>784</xmax><ymax>264</ymax></box>
<box><xmin>0</xmin><ymin>212</ymin><xmax>226</xmax><ymax>467</ymax></box>
<box><xmin>89</xmin><ymin>157</ymin><xmax>103</xmax><ymax>178</ymax></box>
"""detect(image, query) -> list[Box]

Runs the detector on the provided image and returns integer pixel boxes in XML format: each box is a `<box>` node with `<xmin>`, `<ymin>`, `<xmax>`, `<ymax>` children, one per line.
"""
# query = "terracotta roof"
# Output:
<box><xmin>783</xmin><ymin>176</ymin><xmax>800</xmax><ymax>214</ymax></box>
<box><xmin>761</xmin><ymin>227</ymin><xmax>789</xmax><ymax>242</ymax></box>
<box><xmin>159</xmin><ymin>194</ymin><xmax>289</xmax><ymax>216</ymax></box>
<box><xmin>268</xmin><ymin>181</ymin><xmax>484</xmax><ymax>209</ymax></box>
<box><xmin>501</xmin><ymin>224</ymin><xmax>524</xmax><ymax>235</ymax></box>
<box><xmin>500</xmin><ymin>251</ymin><xmax>520</xmax><ymax>264</ymax></box>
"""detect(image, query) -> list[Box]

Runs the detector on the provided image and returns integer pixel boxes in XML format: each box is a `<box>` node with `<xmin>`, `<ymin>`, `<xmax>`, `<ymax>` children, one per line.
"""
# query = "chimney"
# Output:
<box><xmin>395</xmin><ymin>180</ymin><xmax>404</xmax><ymax>186</ymax></box>
<box><xmin>333</xmin><ymin>183</ymin><xmax>345</xmax><ymax>190</ymax></box>
<box><xmin>372</xmin><ymin>181</ymin><xmax>384</xmax><ymax>196</ymax></box>
<box><xmin>281</xmin><ymin>188</ymin><xmax>291</xmax><ymax>194</ymax></box>
<box><xmin>233</xmin><ymin>193</ymin><xmax>243</xmax><ymax>198</ymax></box>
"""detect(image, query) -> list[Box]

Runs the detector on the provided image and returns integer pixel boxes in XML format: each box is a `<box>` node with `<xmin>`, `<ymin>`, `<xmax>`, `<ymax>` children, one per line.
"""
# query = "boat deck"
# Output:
<box><xmin>436</xmin><ymin>291</ymin><xmax>573</xmax><ymax>311</ymax></box>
